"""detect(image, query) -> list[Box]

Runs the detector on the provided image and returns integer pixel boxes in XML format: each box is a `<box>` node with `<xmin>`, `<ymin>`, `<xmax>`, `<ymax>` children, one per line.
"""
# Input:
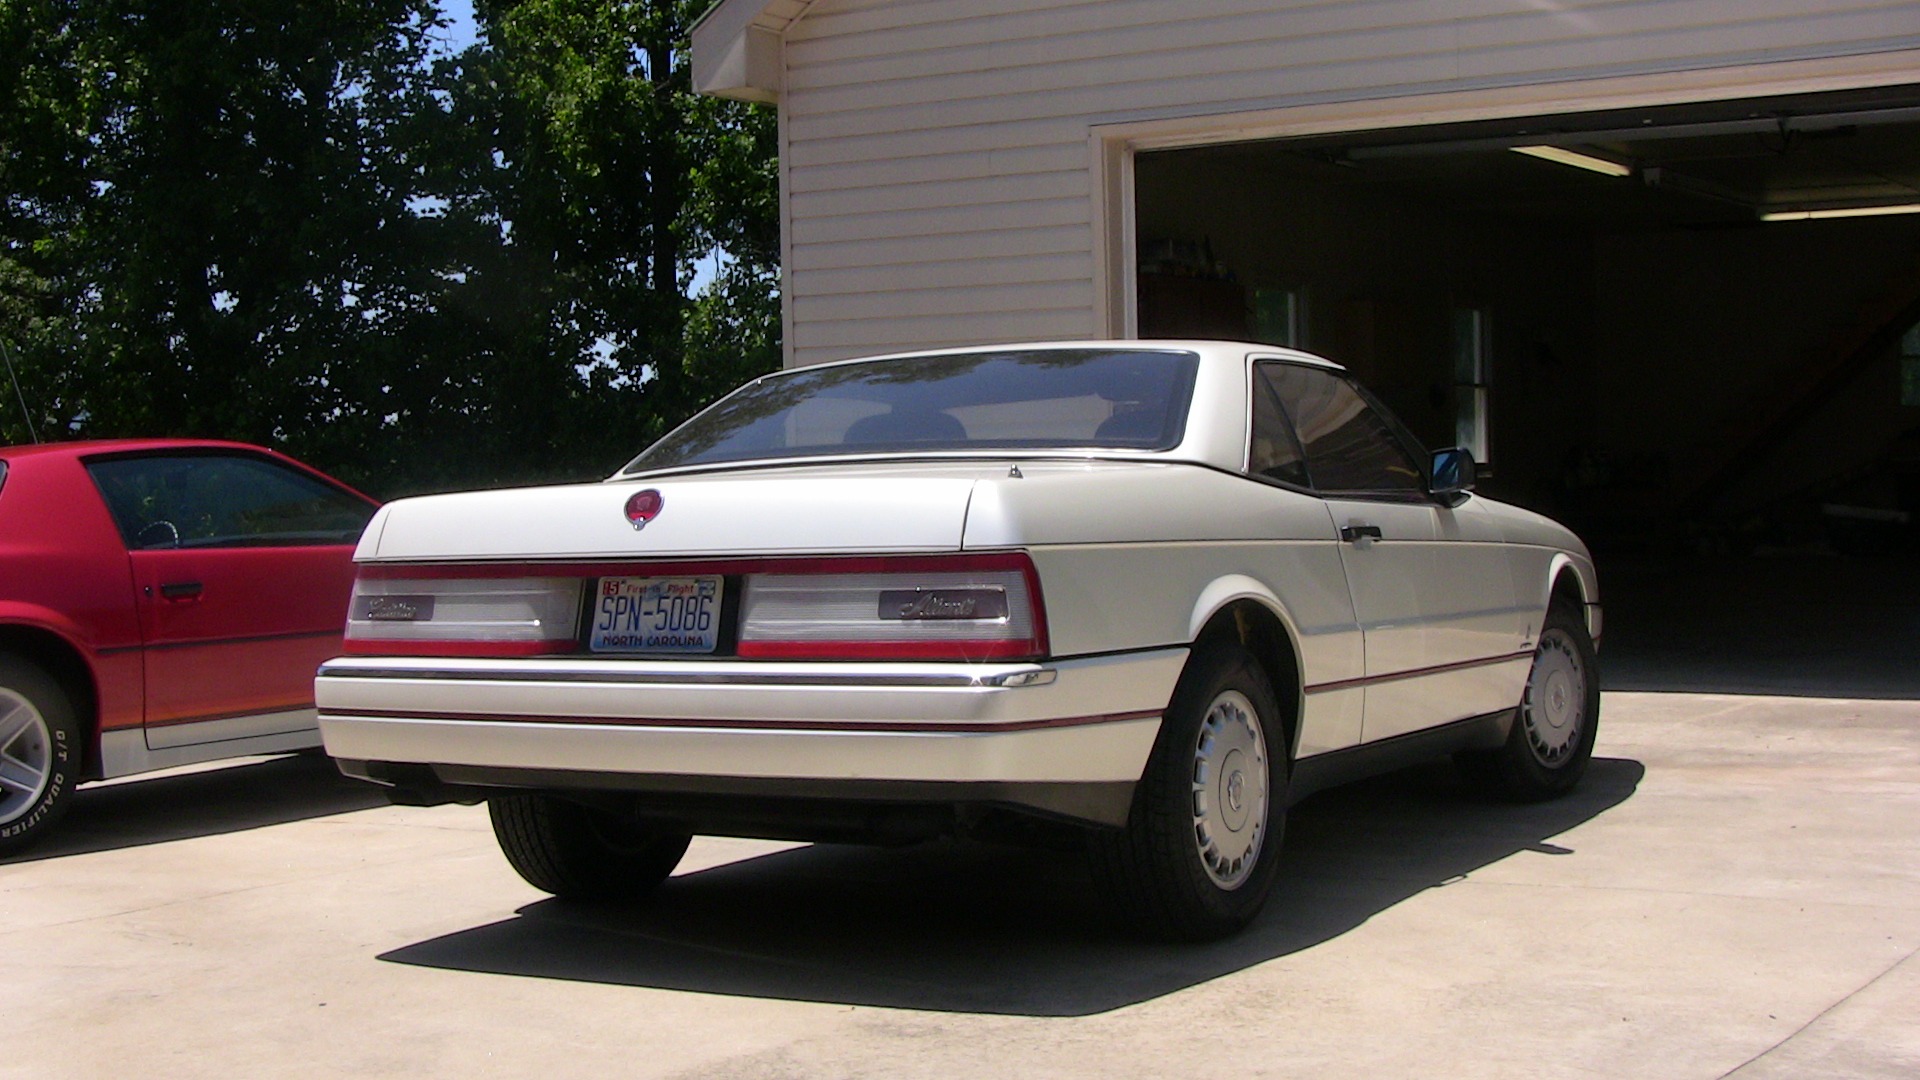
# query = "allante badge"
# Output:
<box><xmin>625</xmin><ymin>489</ymin><xmax>664</xmax><ymax>530</ymax></box>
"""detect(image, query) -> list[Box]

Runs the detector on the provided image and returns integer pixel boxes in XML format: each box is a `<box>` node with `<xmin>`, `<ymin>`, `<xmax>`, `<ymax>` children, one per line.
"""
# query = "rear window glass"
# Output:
<box><xmin>624</xmin><ymin>348</ymin><xmax>1201</xmax><ymax>473</ymax></box>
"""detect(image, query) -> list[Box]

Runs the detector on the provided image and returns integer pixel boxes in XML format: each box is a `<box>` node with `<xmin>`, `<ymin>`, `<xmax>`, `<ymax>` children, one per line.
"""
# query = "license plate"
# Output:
<box><xmin>589</xmin><ymin>576</ymin><xmax>722</xmax><ymax>654</ymax></box>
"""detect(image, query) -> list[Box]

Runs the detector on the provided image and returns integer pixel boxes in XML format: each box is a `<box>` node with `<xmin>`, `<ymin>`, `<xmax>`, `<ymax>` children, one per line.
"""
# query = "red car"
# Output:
<box><xmin>0</xmin><ymin>439</ymin><xmax>378</xmax><ymax>853</ymax></box>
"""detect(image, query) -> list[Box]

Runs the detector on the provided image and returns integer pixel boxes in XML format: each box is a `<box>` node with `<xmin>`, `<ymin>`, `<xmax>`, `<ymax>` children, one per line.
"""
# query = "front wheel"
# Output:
<box><xmin>0</xmin><ymin>653</ymin><xmax>82</xmax><ymax>856</ymax></box>
<box><xmin>1091</xmin><ymin>644</ymin><xmax>1287</xmax><ymax>941</ymax></box>
<box><xmin>488</xmin><ymin>794</ymin><xmax>692</xmax><ymax>901</ymax></box>
<box><xmin>1457</xmin><ymin>601</ymin><xmax>1600</xmax><ymax>801</ymax></box>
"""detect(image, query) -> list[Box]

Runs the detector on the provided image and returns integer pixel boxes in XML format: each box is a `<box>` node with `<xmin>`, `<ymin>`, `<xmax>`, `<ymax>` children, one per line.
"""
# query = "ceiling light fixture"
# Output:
<box><xmin>1510</xmin><ymin>145</ymin><xmax>1633</xmax><ymax>177</ymax></box>
<box><xmin>1759</xmin><ymin>203</ymin><xmax>1920</xmax><ymax>222</ymax></box>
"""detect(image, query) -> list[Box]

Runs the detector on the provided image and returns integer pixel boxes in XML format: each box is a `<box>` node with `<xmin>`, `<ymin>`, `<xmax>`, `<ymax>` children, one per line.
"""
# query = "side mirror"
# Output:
<box><xmin>1430</xmin><ymin>447</ymin><xmax>1476</xmax><ymax>504</ymax></box>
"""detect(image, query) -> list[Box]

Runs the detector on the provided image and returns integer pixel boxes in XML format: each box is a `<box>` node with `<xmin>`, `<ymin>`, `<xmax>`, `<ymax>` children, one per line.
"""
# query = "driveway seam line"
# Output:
<box><xmin>1714</xmin><ymin>942</ymin><xmax>1920</xmax><ymax>1079</ymax></box>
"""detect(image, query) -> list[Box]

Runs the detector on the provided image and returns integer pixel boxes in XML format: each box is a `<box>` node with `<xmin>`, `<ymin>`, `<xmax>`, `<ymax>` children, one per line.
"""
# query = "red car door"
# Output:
<box><xmin>84</xmin><ymin>451</ymin><xmax>376</xmax><ymax>749</ymax></box>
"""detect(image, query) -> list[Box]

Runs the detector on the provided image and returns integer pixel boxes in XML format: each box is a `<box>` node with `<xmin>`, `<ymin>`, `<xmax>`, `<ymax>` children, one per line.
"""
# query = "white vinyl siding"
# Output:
<box><xmin>772</xmin><ymin>0</ymin><xmax>1920</xmax><ymax>366</ymax></box>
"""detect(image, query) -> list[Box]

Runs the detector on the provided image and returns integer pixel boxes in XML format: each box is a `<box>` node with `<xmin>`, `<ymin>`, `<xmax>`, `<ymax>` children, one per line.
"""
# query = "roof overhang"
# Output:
<box><xmin>690</xmin><ymin>0</ymin><xmax>797</xmax><ymax>103</ymax></box>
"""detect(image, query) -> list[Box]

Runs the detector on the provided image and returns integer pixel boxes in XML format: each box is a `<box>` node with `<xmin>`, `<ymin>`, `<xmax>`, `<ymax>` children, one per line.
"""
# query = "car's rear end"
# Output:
<box><xmin>317</xmin><ymin>518</ymin><xmax>1181</xmax><ymax>838</ymax></box>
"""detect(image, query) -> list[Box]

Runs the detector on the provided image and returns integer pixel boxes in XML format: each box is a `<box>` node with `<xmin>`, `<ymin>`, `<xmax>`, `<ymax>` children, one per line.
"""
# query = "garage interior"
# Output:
<box><xmin>1134</xmin><ymin>85</ymin><xmax>1920</xmax><ymax>695</ymax></box>
<box><xmin>1137</xmin><ymin>85</ymin><xmax>1920</xmax><ymax>548</ymax></box>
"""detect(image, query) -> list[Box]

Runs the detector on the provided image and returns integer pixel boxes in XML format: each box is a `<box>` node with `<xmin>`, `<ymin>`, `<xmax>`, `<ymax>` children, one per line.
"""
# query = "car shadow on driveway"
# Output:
<box><xmin>1</xmin><ymin>752</ymin><xmax>389</xmax><ymax>864</ymax></box>
<box><xmin>379</xmin><ymin>756</ymin><xmax>1643</xmax><ymax>1016</ymax></box>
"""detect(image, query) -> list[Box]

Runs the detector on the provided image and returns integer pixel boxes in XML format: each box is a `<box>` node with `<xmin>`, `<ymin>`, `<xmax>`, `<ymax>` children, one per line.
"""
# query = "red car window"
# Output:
<box><xmin>86</xmin><ymin>453</ymin><xmax>374</xmax><ymax>550</ymax></box>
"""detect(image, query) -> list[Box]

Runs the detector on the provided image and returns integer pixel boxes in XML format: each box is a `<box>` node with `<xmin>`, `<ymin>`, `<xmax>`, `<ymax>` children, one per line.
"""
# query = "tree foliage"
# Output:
<box><xmin>0</xmin><ymin>0</ymin><xmax>779</xmax><ymax>495</ymax></box>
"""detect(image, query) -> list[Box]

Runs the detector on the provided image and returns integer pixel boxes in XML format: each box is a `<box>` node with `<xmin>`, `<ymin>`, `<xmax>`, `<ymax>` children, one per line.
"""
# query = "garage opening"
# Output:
<box><xmin>1133</xmin><ymin>85</ymin><xmax>1920</xmax><ymax>695</ymax></box>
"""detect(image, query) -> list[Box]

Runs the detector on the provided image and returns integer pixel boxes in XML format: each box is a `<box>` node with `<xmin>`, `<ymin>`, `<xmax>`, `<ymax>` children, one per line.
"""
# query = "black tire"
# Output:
<box><xmin>1457</xmin><ymin>601</ymin><xmax>1600</xmax><ymax>801</ymax></box>
<box><xmin>0</xmin><ymin>653</ymin><xmax>82</xmax><ymax>856</ymax></box>
<box><xmin>488</xmin><ymin>793</ymin><xmax>691</xmax><ymax>900</ymax></box>
<box><xmin>1091</xmin><ymin>643</ymin><xmax>1288</xmax><ymax>941</ymax></box>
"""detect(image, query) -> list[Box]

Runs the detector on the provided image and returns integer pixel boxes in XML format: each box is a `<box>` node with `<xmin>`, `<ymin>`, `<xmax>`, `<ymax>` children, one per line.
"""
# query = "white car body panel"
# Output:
<box><xmin>1329</xmin><ymin>496</ymin><xmax>1537</xmax><ymax>742</ymax></box>
<box><xmin>1023</xmin><ymin>542</ymin><xmax>1365</xmax><ymax>754</ymax></box>
<box><xmin>959</xmin><ymin>461</ymin><xmax>1353</xmax><ymax>547</ymax></box>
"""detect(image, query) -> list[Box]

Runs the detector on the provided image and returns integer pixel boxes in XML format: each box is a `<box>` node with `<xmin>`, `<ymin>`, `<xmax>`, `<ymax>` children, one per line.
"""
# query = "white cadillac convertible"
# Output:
<box><xmin>317</xmin><ymin>341</ymin><xmax>1601</xmax><ymax>939</ymax></box>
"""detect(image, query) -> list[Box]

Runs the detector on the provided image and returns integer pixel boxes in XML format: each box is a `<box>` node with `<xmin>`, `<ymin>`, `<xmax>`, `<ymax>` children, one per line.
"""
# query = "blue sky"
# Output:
<box><xmin>434</xmin><ymin>0</ymin><xmax>478</xmax><ymax>55</ymax></box>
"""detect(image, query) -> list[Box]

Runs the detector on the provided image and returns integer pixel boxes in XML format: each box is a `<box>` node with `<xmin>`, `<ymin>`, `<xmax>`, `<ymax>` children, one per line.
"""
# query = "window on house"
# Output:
<box><xmin>1902</xmin><ymin>321</ymin><xmax>1920</xmax><ymax>407</ymax></box>
<box><xmin>1253</xmin><ymin>288</ymin><xmax>1303</xmax><ymax>349</ymax></box>
<box><xmin>1453</xmin><ymin>308</ymin><xmax>1491</xmax><ymax>463</ymax></box>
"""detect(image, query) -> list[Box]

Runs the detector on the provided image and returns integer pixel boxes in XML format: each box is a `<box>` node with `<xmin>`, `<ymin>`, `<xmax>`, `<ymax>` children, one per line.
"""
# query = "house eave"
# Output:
<box><xmin>690</xmin><ymin>0</ymin><xmax>788</xmax><ymax>103</ymax></box>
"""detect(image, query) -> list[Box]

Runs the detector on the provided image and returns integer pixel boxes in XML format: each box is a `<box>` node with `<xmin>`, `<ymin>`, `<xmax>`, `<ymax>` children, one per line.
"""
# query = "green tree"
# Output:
<box><xmin>445</xmin><ymin>0</ymin><xmax>780</xmax><ymax>479</ymax></box>
<box><xmin>0</xmin><ymin>1</ymin><xmax>452</xmax><ymax>464</ymax></box>
<box><xmin>0</xmin><ymin>0</ymin><xmax>779</xmax><ymax>494</ymax></box>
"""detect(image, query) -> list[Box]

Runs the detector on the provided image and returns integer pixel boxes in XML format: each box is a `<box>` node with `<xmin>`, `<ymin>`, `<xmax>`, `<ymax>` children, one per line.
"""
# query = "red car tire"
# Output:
<box><xmin>0</xmin><ymin>653</ymin><xmax>82</xmax><ymax>856</ymax></box>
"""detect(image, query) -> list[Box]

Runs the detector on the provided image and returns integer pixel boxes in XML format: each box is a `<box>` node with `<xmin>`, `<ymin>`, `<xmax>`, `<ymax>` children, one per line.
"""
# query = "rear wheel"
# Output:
<box><xmin>0</xmin><ymin>653</ymin><xmax>81</xmax><ymax>856</ymax></box>
<box><xmin>1457</xmin><ymin>601</ymin><xmax>1600</xmax><ymax>801</ymax></box>
<box><xmin>1091</xmin><ymin>644</ymin><xmax>1287</xmax><ymax>941</ymax></box>
<box><xmin>488</xmin><ymin>793</ymin><xmax>692</xmax><ymax>900</ymax></box>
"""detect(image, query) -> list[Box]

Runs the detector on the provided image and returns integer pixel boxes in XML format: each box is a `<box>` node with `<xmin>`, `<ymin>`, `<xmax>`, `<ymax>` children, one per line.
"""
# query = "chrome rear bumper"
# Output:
<box><xmin>315</xmin><ymin>650</ymin><xmax>1186</xmax><ymax>823</ymax></box>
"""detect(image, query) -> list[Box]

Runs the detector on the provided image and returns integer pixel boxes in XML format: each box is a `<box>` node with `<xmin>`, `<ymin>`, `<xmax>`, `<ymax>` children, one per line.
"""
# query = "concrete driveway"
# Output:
<box><xmin>4</xmin><ymin>690</ymin><xmax>1915</xmax><ymax>1079</ymax></box>
<box><xmin>4</xmin><ymin>557</ymin><xmax>1918</xmax><ymax>1079</ymax></box>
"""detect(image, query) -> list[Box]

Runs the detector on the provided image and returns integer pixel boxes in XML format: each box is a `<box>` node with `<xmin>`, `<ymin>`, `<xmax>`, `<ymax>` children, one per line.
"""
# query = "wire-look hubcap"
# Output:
<box><xmin>0</xmin><ymin>688</ymin><xmax>53</xmax><ymax>826</ymax></box>
<box><xmin>1522</xmin><ymin>628</ymin><xmax>1586</xmax><ymax>767</ymax></box>
<box><xmin>1191</xmin><ymin>689</ymin><xmax>1268</xmax><ymax>889</ymax></box>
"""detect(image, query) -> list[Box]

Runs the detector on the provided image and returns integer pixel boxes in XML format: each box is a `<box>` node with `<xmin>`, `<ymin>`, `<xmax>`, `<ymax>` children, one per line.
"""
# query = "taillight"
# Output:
<box><xmin>343</xmin><ymin>576</ymin><xmax>582</xmax><ymax>656</ymax></box>
<box><xmin>336</xmin><ymin>553</ymin><xmax>1048</xmax><ymax>662</ymax></box>
<box><xmin>737</xmin><ymin>553</ymin><xmax>1046</xmax><ymax>661</ymax></box>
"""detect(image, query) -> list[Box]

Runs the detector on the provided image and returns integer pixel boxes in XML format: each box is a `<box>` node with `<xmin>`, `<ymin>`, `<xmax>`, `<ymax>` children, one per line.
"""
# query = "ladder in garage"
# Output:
<box><xmin>1680</xmin><ymin>256</ymin><xmax>1920</xmax><ymax>517</ymax></box>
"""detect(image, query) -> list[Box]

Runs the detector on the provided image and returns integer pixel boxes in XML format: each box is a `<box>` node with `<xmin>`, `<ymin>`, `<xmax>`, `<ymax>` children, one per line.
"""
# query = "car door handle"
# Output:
<box><xmin>1340</xmin><ymin>524</ymin><xmax>1383</xmax><ymax>543</ymax></box>
<box><xmin>159</xmin><ymin>581</ymin><xmax>204</xmax><ymax>600</ymax></box>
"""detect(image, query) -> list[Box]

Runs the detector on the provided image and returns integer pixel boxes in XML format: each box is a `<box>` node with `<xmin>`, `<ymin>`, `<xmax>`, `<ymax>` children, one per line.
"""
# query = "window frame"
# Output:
<box><xmin>1452</xmin><ymin>307</ymin><xmax>1493</xmax><ymax>466</ymax></box>
<box><xmin>1901</xmin><ymin>320</ymin><xmax>1920</xmax><ymax>408</ymax></box>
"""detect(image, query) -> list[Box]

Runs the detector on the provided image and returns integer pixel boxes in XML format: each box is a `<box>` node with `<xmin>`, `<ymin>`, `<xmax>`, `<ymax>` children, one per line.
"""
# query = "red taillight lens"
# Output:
<box><xmin>342</xmin><ymin>574</ymin><xmax>582</xmax><ymax>656</ymax></box>
<box><xmin>336</xmin><ymin>553</ymin><xmax>1048</xmax><ymax>662</ymax></box>
<box><xmin>736</xmin><ymin>553</ymin><xmax>1047</xmax><ymax>661</ymax></box>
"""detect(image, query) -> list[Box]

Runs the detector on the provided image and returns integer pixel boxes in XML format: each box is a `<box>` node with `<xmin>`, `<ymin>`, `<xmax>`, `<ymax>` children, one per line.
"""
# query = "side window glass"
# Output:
<box><xmin>87</xmin><ymin>454</ymin><xmax>375</xmax><ymax>550</ymax></box>
<box><xmin>1249</xmin><ymin>363</ymin><xmax>1310</xmax><ymax>487</ymax></box>
<box><xmin>1265</xmin><ymin>365</ymin><xmax>1426</xmax><ymax>494</ymax></box>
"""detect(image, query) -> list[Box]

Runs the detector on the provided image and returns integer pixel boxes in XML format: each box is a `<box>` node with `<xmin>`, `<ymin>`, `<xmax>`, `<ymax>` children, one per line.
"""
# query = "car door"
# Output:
<box><xmin>84</xmin><ymin>451</ymin><xmax>376</xmax><ymax>750</ymax></box>
<box><xmin>1257</xmin><ymin>363</ymin><xmax>1526</xmax><ymax>743</ymax></box>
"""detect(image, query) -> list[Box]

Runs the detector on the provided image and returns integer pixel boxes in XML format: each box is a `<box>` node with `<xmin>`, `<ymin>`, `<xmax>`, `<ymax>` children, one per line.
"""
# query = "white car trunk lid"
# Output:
<box><xmin>361</xmin><ymin>472</ymin><xmax>979</xmax><ymax>561</ymax></box>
